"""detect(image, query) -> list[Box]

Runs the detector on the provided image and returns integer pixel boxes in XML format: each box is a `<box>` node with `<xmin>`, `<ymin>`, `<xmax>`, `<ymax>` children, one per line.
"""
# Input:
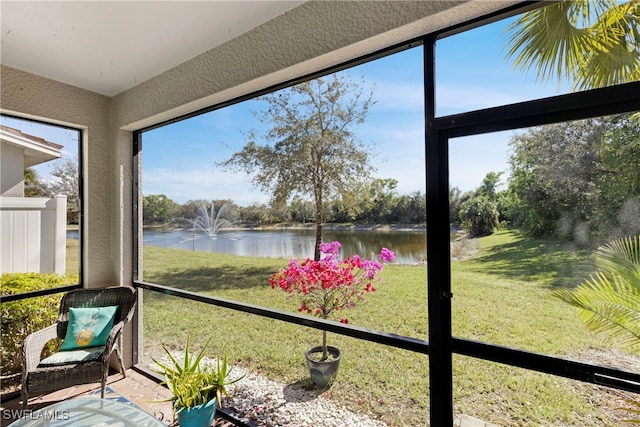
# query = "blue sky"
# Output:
<box><xmin>141</xmin><ymin>15</ymin><xmax>569</xmax><ymax>205</ymax></box>
<box><xmin>2</xmin><ymin>13</ymin><xmax>570</xmax><ymax>206</ymax></box>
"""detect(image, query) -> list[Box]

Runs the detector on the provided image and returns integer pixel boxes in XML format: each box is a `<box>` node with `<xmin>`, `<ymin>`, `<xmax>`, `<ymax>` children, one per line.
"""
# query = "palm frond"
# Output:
<box><xmin>594</xmin><ymin>235</ymin><xmax>640</xmax><ymax>289</ymax></box>
<box><xmin>505</xmin><ymin>2</ymin><xmax>590</xmax><ymax>84</ymax></box>
<box><xmin>555</xmin><ymin>234</ymin><xmax>640</xmax><ymax>350</ymax></box>
<box><xmin>575</xmin><ymin>0</ymin><xmax>640</xmax><ymax>88</ymax></box>
<box><xmin>504</xmin><ymin>0</ymin><xmax>640</xmax><ymax>89</ymax></box>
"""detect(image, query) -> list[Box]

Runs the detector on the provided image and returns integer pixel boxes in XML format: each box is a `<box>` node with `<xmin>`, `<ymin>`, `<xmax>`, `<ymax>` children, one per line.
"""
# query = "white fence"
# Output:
<box><xmin>0</xmin><ymin>195</ymin><xmax>67</xmax><ymax>275</ymax></box>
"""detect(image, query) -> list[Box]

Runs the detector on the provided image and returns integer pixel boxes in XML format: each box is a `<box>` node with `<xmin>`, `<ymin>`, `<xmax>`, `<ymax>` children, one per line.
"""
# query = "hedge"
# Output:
<box><xmin>1</xmin><ymin>273</ymin><xmax>79</xmax><ymax>386</ymax></box>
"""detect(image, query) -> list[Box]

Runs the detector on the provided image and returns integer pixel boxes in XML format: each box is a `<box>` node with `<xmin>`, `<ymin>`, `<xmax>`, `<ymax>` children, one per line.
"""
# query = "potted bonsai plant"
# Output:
<box><xmin>269</xmin><ymin>241</ymin><xmax>394</xmax><ymax>388</ymax></box>
<box><xmin>152</xmin><ymin>336</ymin><xmax>244</xmax><ymax>427</ymax></box>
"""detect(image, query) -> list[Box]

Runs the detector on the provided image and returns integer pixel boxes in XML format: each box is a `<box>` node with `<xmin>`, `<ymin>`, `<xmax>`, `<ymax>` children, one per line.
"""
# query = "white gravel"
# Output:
<box><xmin>218</xmin><ymin>365</ymin><xmax>387</xmax><ymax>427</ymax></box>
<box><xmin>150</xmin><ymin>355</ymin><xmax>387</xmax><ymax>426</ymax></box>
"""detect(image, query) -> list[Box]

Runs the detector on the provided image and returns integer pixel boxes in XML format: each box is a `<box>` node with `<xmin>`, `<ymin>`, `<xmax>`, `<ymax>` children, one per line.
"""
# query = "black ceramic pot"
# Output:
<box><xmin>304</xmin><ymin>345</ymin><xmax>341</xmax><ymax>388</ymax></box>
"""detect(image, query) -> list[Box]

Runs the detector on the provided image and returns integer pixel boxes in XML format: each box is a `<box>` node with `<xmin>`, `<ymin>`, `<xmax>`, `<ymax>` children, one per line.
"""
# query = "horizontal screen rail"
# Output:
<box><xmin>134</xmin><ymin>280</ymin><xmax>429</xmax><ymax>354</ymax></box>
<box><xmin>1</xmin><ymin>284</ymin><xmax>82</xmax><ymax>303</ymax></box>
<box><xmin>453</xmin><ymin>337</ymin><xmax>640</xmax><ymax>394</ymax></box>
<box><xmin>135</xmin><ymin>281</ymin><xmax>640</xmax><ymax>394</ymax></box>
<box><xmin>434</xmin><ymin>81</ymin><xmax>640</xmax><ymax>138</ymax></box>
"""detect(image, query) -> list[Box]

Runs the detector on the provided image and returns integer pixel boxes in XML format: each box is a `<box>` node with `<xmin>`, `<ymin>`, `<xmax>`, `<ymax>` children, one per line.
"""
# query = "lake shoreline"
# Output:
<box><xmin>145</xmin><ymin>222</ymin><xmax>427</xmax><ymax>233</ymax></box>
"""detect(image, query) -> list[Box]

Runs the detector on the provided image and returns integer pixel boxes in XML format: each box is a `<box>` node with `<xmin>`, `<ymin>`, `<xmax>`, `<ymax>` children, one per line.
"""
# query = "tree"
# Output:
<box><xmin>143</xmin><ymin>194</ymin><xmax>177</xmax><ymax>225</ymax></box>
<box><xmin>456</xmin><ymin>172</ymin><xmax>504</xmax><ymax>236</ymax></box>
<box><xmin>506</xmin><ymin>115</ymin><xmax>640</xmax><ymax>245</ymax></box>
<box><xmin>357</xmin><ymin>178</ymin><xmax>398</xmax><ymax>223</ymax></box>
<box><xmin>449</xmin><ymin>186</ymin><xmax>463</xmax><ymax>225</ymax></box>
<box><xmin>555</xmin><ymin>234</ymin><xmax>640</xmax><ymax>350</ymax></box>
<box><xmin>239</xmin><ymin>203</ymin><xmax>272</xmax><ymax>226</ymax></box>
<box><xmin>290</xmin><ymin>196</ymin><xmax>315</xmax><ymax>223</ymax></box>
<box><xmin>46</xmin><ymin>157</ymin><xmax>80</xmax><ymax>224</ymax></box>
<box><xmin>390</xmin><ymin>191</ymin><xmax>426</xmax><ymax>224</ymax></box>
<box><xmin>23</xmin><ymin>168</ymin><xmax>48</xmax><ymax>197</ymax></box>
<box><xmin>458</xmin><ymin>195</ymin><xmax>499</xmax><ymax>237</ymax></box>
<box><xmin>219</xmin><ymin>74</ymin><xmax>376</xmax><ymax>259</ymax></box>
<box><xmin>595</xmin><ymin>115</ymin><xmax>640</xmax><ymax>238</ymax></box>
<box><xmin>505</xmin><ymin>0</ymin><xmax>640</xmax><ymax>90</ymax></box>
<box><xmin>478</xmin><ymin>171</ymin><xmax>503</xmax><ymax>200</ymax></box>
<box><xmin>506</xmin><ymin>118</ymin><xmax>607</xmax><ymax>239</ymax></box>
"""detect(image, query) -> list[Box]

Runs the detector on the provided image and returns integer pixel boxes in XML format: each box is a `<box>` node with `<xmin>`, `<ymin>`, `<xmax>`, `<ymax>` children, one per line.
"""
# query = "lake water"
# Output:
<box><xmin>142</xmin><ymin>228</ymin><xmax>427</xmax><ymax>264</ymax></box>
<box><xmin>68</xmin><ymin>227</ymin><xmax>428</xmax><ymax>263</ymax></box>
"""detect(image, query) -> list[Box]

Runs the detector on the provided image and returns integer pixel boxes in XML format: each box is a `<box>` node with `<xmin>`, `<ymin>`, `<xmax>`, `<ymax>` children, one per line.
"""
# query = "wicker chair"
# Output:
<box><xmin>21</xmin><ymin>286</ymin><xmax>137</xmax><ymax>409</ymax></box>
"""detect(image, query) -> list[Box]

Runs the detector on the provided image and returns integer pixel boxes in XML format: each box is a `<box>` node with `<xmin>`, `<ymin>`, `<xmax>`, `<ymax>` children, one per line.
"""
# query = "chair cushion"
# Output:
<box><xmin>39</xmin><ymin>346</ymin><xmax>106</xmax><ymax>366</ymax></box>
<box><xmin>60</xmin><ymin>306</ymin><xmax>118</xmax><ymax>350</ymax></box>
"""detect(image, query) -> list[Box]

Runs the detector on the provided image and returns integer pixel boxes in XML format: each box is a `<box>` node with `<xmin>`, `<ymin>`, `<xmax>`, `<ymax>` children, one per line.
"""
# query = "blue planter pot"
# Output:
<box><xmin>176</xmin><ymin>398</ymin><xmax>217</xmax><ymax>427</ymax></box>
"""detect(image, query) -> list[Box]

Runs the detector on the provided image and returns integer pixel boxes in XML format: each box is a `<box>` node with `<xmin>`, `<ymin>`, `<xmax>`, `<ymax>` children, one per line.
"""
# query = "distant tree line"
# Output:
<box><xmin>143</xmin><ymin>177</ymin><xmax>427</xmax><ymax>228</ymax></box>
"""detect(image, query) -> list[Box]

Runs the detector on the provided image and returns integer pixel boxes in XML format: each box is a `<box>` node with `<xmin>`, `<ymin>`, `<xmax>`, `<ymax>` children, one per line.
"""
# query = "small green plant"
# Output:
<box><xmin>211</xmin><ymin>352</ymin><xmax>244</xmax><ymax>406</ymax></box>
<box><xmin>152</xmin><ymin>336</ymin><xmax>244</xmax><ymax>412</ymax></box>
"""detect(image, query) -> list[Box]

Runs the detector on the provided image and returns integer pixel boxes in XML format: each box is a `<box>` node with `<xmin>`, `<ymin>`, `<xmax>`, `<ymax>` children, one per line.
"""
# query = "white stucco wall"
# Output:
<box><xmin>1</xmin><ymin>143</ymin><xmax>24</xmax><ymax>196</ymax></box>
<box><xmin>0</xmin><ymin>66</ymin><xmax>112</xmax><ymax>287</ymax></box>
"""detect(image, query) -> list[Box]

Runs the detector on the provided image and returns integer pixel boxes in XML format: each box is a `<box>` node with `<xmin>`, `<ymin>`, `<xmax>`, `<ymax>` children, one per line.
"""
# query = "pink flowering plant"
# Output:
<box><xmin>269</xmin><ymin>241</ymin><xmax>395</xmax><ymax>360</ymax></box>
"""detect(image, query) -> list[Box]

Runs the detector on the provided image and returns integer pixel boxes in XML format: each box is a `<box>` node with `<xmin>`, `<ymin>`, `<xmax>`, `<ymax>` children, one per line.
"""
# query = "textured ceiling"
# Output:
<box><xmin>0</xmin><ymin>1</ymin><xmax>304</xmax><ymax>96</ymax></box>
<box><xmin>0</xmin><ymin>1</ymin><xmax>522</xmax><ymax>98</ymax></box>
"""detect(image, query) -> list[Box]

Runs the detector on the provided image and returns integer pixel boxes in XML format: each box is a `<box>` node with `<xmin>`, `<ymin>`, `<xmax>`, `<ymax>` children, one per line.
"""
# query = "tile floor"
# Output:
<box><xmin>0</xmin><ymin>369</ymin><xmax>238</xmax><ymax>427</ymax></box>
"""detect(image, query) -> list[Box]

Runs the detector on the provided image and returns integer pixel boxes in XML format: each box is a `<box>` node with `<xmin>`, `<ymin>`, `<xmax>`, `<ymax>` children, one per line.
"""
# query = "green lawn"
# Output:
<box><xmin>141</xmin><ymin>230</ymin><xmax>632</xmax><ymax>426</ymax></box>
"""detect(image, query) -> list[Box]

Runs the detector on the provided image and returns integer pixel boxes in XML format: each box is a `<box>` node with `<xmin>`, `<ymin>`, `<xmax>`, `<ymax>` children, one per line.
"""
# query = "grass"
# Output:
<box><xmin>141</xmin><ymin>230</ymin><xmax>632</xmax><ymax>426</ymax></box>
<box><xmin>65</xmin><ymin>237</ymin><xmax>80</xmax><ymax>277</ymax></box>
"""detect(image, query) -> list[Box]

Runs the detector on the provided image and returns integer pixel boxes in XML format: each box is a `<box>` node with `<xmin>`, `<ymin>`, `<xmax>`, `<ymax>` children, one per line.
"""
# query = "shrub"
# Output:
<box><xmin>1</xmin><ymin>273</ymin><xmax>78</xmax><ymax>384</ymax></box>
<box><xmin>459</xmin><ymin>195</ymin><xmax>499</xmax><ymax>237</ymax></box>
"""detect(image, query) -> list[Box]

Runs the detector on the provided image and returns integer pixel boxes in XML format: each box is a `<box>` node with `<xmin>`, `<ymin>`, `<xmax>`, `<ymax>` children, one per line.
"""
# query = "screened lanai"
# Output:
<box><xmin>2</xmin><ymin>1</ymin><xmax>639</xmax><ymax>426</ymax></box>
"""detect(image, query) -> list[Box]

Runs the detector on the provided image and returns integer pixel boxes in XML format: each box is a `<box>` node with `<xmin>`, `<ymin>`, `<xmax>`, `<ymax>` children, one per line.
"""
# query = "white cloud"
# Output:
<box><xmin>371</xmin><ymin>80</ymin><xmax>424</xmax><ymax>112</ymax></box>
<box><xmin>436</xmin><ymin>82</ymin><xmax>565</xmax><ymax>115</ymax></box>
<box><xmin>142</xmin><ymin>166</ymin><xmax>267</xmax><ymax>205</ymax></box>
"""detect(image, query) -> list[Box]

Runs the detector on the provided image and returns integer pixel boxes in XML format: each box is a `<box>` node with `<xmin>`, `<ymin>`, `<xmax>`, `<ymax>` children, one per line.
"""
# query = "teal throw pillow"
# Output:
<box><xmin>60</xmin><ymin>306</ymin><xmax>118</xmax><ymax>350</ymax></box>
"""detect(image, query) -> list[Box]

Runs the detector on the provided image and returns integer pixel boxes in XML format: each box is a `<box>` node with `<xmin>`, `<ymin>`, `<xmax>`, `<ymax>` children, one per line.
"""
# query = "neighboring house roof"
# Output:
<box><xmin>0</xmin><ymin>125</ymin><xmax>63</xmax><ymax>167</ymax></box>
